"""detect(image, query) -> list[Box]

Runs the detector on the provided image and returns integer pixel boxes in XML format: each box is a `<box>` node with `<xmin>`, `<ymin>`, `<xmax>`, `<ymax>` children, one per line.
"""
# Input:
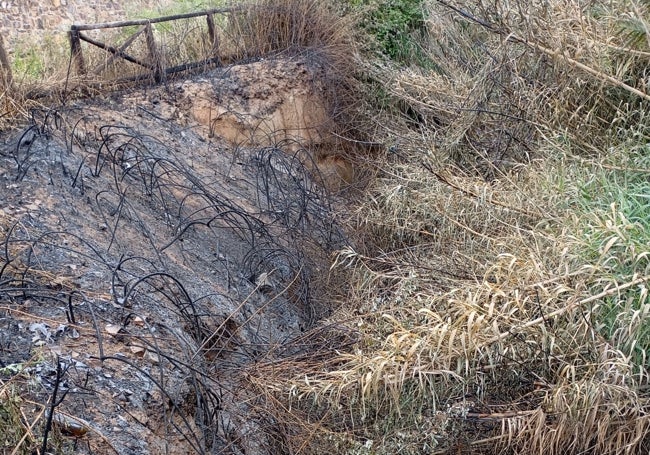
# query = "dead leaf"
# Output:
<box><xmin>53</xmin><ymin>412</ymin><xmax>90</xmax><ymax>437</ymax></box>
<box><xmin>129</xmin><ymin>345</ymin><xmax>146</xmax><ymax>356</ymax></box>
<box><xmin>146</xmin><ymin>352</ymin><xmax>161</xmax><ymax>364</ymax></box>
<box><xmin>29</xmin><ymin>322</ymin><xmax>52</xmax><ymax>342</ymax></box>
<box><xmin>105</xmin><ymin>324</ymin><xmax>122</xmax><ymax>335</ymax></box>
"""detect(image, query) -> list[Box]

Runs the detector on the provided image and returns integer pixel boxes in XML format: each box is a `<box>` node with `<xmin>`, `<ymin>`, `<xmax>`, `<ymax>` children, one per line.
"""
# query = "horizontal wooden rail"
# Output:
<box><xmin>71</xmin><ymin>6</ymin><xmax>240</xmax><ymax>31</ymax></box>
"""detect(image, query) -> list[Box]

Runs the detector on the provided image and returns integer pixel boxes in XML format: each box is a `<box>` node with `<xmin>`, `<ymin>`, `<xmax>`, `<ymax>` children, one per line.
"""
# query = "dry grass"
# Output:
<box><xmin>351</xmin><ymin>0</ymin><xmax>650</xmax><ymax>172</ymax></box>
<box><xmin>255</xmin><ymin>154</ymin><xmax>650</xmax><ymax>454</ymax></box>
<box><xmin>225</xmin><ymin>0</ymin><xmax>354</xmax><ymax>58</ymax></box>
<box><xmin>241</xmin><ymin>1</ymin><xmax>650</xmax><ymax>454</ymax></box>
<box><xmin>0</xmin><ymin>0</ymin><xmax>359</xmax><ymax>133</ymax></box>
<box><xmin>223</xmin><ymin>0</ymin><xmax>363</xmax><ymax>140</ymax></box>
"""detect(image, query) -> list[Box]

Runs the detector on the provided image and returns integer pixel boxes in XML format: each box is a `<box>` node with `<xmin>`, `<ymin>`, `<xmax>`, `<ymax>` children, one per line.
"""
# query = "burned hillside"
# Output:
<box><xmin>0</xmin><ymin>57</ymin><xmax>356</xmax><ymax>454</ymax></box>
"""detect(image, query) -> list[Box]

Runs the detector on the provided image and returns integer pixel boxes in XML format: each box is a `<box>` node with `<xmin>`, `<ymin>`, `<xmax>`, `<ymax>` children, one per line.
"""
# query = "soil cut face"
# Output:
<box><xmin>180</xmin><ymin>57</ymin><xmax>355</xmax><ymax>190</ymax></box>
<box><xmin>0</xmin><ymin>56</ymin><xmax>353</xmax><ymax>454</ymax></box>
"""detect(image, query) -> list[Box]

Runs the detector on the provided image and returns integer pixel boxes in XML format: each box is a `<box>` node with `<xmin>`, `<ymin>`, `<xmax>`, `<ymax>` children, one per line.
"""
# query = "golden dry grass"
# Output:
<box><xmin>251</xmin><ymin>153</ymin><xmax>650</xmax><ymax>454</ymax></box>
<box><xmin>241</xmin><ymin>1</ymin><xmax>650</xmax><ymax>454</ymax></box>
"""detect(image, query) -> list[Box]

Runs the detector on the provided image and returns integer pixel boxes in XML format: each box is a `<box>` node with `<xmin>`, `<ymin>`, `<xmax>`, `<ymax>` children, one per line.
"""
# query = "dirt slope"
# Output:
<box><xmin>0</xmin><ymin>56</ymin><xmax>351</xmax><ymax>454</ymax></box>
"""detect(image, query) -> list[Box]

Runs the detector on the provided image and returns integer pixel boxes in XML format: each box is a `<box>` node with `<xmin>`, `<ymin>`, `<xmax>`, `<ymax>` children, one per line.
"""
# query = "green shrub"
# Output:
<box><xmin>351</xmin><ymin>0</ymin><xmax>426</xmax><ymax>63</ymax></box>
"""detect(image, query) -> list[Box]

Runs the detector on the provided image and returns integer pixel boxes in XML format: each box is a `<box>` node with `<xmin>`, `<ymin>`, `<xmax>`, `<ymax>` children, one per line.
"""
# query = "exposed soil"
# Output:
<box><xmin>0</xmin><ymin>56</ymin><xmax>354</xmax><ymax>454</ymax></box>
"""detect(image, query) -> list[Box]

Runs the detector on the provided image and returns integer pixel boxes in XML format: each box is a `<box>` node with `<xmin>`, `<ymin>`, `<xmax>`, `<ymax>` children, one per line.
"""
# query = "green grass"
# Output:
<box><xmin>8</xmin><ymin>32</ymin><xmax>82</xmax><ymax>83</ymax></box>
<box><xmin>0</xmin><ymin>385</ymin><xmax>31</xmax><ymax>455</ymax></box>
<box><xmin>570</xmin><ymin>129</ymin><xmax>650</xmax><ymax>377</ymax></box>
<box><xmin>11</xmin><ymin>46</ymin><xmax>45</xmax><ymax>79</ymax></box>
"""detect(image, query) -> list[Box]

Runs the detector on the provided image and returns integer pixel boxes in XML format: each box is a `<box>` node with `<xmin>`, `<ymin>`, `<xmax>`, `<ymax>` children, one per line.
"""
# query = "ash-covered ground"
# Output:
<box><xmin>0</xmin><ymin>57</ymin><xmax>354</xmax><ymax>454</ymax></box>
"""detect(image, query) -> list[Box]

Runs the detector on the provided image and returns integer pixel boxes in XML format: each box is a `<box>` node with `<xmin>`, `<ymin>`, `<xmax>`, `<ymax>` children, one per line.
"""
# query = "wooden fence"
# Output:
<box><xmin>68</xmin><ymin>6</ymin><xmax>240</xmax><ymax>84</ymax></box>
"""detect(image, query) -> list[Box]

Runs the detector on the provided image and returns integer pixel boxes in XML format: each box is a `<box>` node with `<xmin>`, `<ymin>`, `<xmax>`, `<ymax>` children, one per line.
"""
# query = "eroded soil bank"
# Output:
<box><xmin>0</xmin><ymin>56</ymin><xmax>354</xmax><ymax>454</ymax></box>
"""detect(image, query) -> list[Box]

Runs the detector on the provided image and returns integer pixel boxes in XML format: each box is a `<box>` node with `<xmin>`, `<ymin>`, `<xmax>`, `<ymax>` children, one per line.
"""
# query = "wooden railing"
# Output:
<box><xmin>68</xmin><ymin>7</ymin><xmax>240</xmax><ymax>83</ymax></box>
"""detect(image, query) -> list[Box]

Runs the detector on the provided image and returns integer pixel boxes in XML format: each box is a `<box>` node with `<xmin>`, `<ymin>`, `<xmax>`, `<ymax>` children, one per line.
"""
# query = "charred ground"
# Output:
<box><xmin>0</xmin><ymin>57</ymin><xmax>355</xmax><ymax>454</ymax></box>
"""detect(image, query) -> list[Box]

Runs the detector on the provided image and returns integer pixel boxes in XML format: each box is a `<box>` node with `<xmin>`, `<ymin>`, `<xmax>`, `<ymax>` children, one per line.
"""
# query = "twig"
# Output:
<box><xmin>433</xmin><ymin>0</ymin><xmax>650</xmax><ymax>103</ymax></box>
<box><xmin>525</xmin><ymin>40</ymin><xmax>650</xmax><ymax>102</ymax></box>
<box><xmin>464</xmin><ymin>409</ymin><xmax>539</xmax><ymax>420</ymax></box>
<box><xmin>41</xmin><ymin>356</ymin><xmax>69</xmax><ymax>455</ymax></box>
<box><xmin>485</xmin><ymin>274</ymin><xmax>650</xmax><ymax>345</ymax></box>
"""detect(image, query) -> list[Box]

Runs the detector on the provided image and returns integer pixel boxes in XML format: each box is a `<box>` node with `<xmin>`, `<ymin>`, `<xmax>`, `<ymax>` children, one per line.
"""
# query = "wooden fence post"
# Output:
<box><xmin>0</xmin><ymin>34</ymin><xmax>13</xmax><ymax>92</ymax></box>
<box><xmin>69</xmin><ymin>26</ymin><xmax>86</xmax><ymax>75</ymax></box>
<box><xmin>206</xmin><ymin>13</ymin><xmax>220</xmax><ymax>60</ymax></box>
<box><xmin>145</xmin><ymin>23</ymin><xmax>165</xmax><ymax>83</ymax></box>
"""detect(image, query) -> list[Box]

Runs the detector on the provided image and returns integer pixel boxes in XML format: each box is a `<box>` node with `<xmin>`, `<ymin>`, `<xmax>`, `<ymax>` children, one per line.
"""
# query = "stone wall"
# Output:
<box><xmin>0</xmin><ymin>0</ymin><xmax>170</xmax><ymax>50</ymax></box>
